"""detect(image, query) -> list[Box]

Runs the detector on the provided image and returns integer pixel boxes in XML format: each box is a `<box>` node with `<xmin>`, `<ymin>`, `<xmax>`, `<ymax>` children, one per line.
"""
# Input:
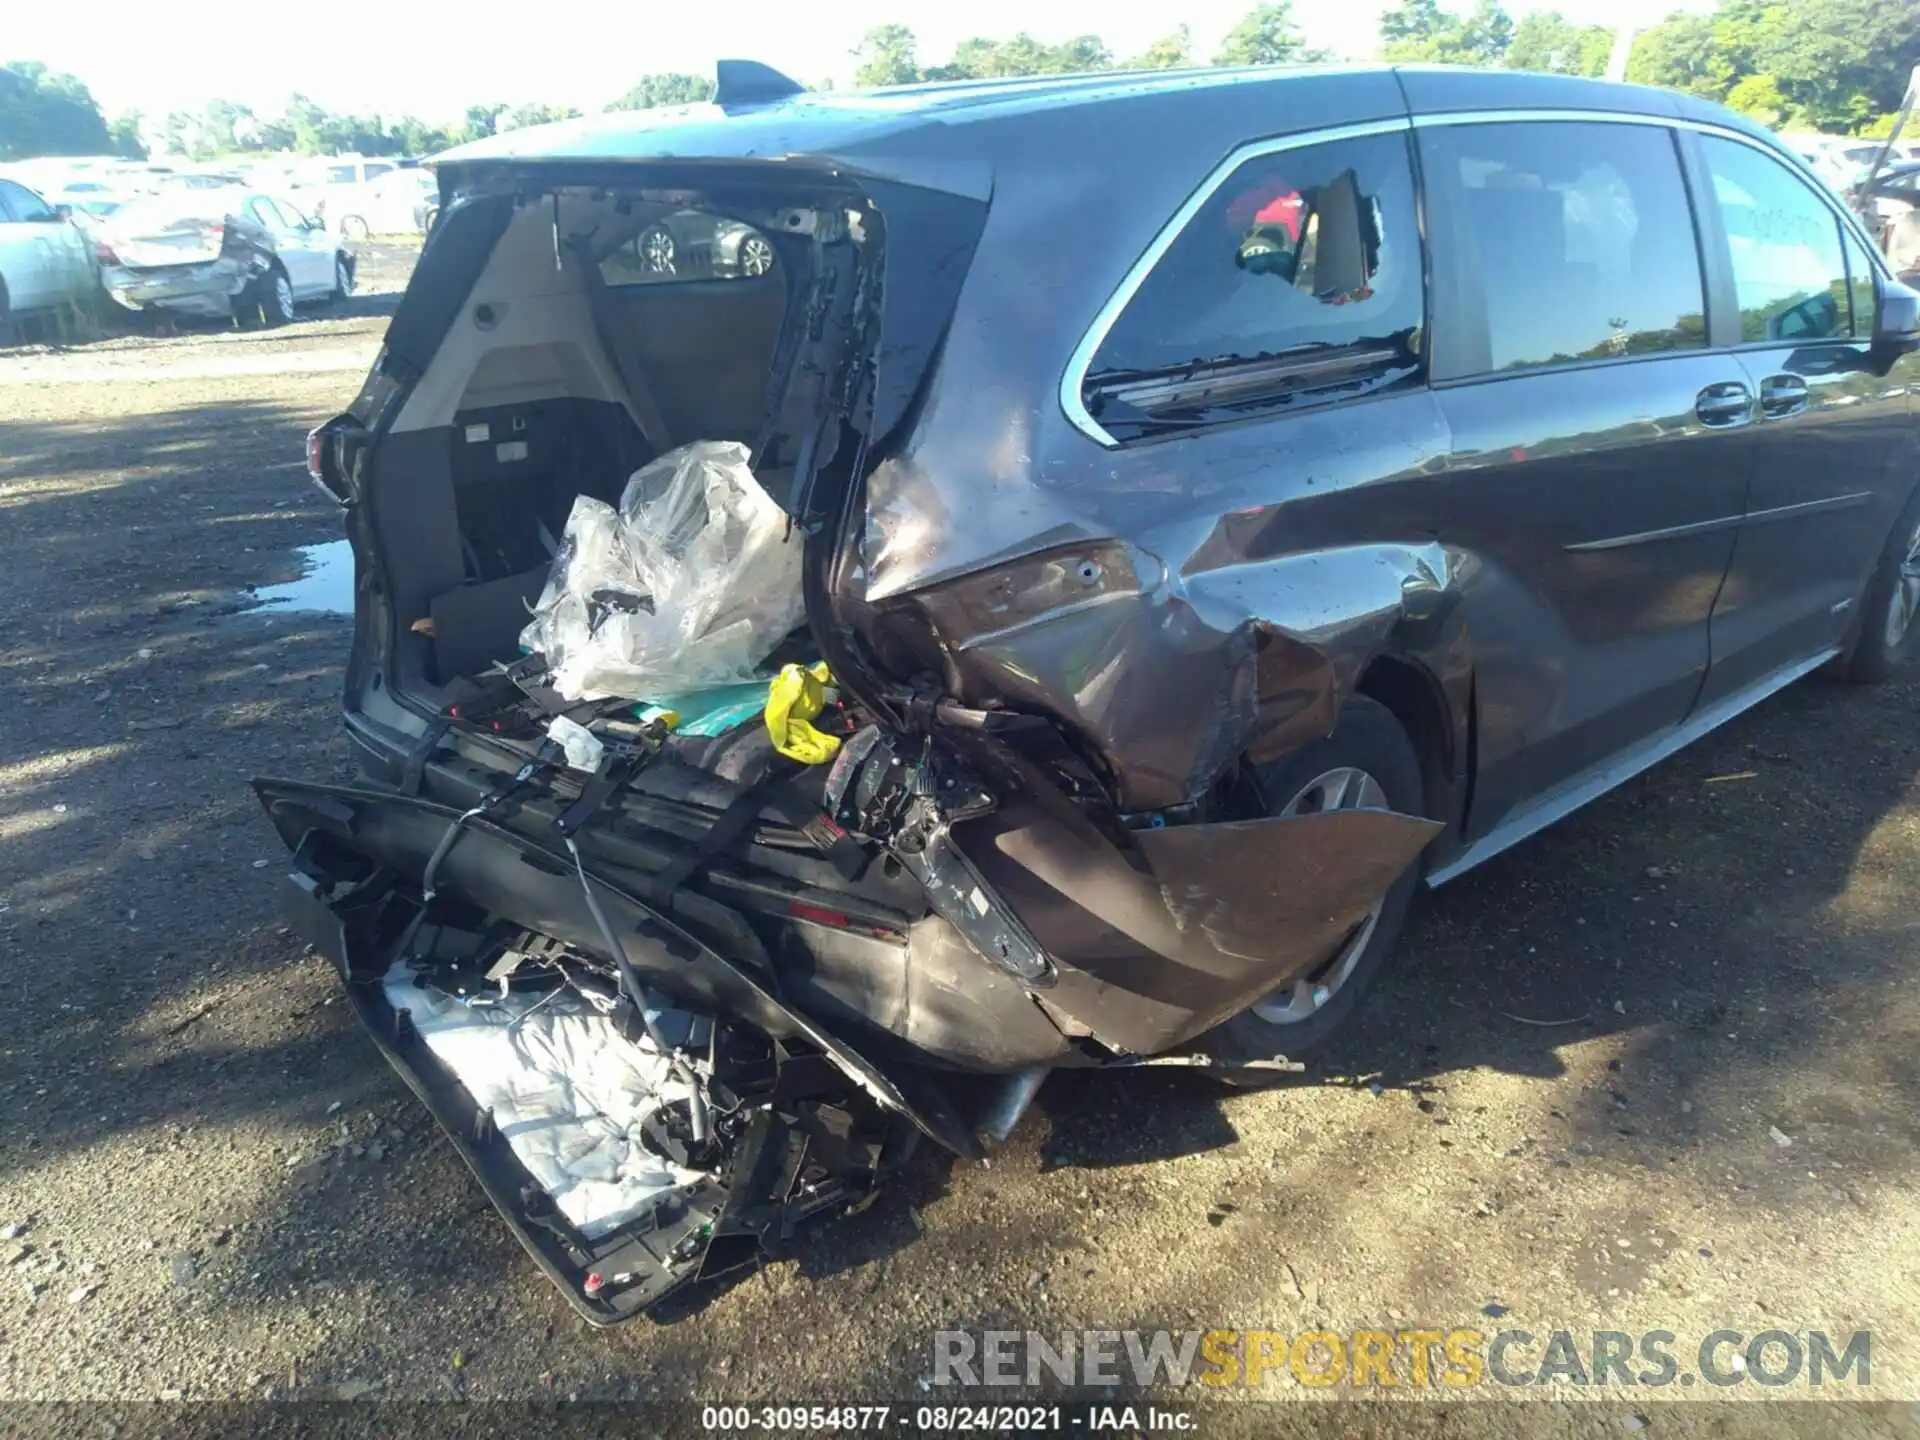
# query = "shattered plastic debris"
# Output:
<box><xmin>545</xmin><ymin>715</ymin><xmax>606</xmax><ymax>774</ymax></box>
<box><xmin>521</xmin><ymin>441</ymin><xmax>805</xmax><ymax>702</ymax></box>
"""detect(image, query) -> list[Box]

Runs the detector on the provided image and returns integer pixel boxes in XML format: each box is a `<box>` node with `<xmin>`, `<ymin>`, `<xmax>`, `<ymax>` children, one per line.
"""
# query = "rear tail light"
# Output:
<box><xmin>786</xmin><ymin>899</ymin><xmax>901</xmax><ymax>942</ymax></box>
<box><xmin>305</xmin><ymin>418</ymin><xmax>354</xmax><ymax>506</ymax></box>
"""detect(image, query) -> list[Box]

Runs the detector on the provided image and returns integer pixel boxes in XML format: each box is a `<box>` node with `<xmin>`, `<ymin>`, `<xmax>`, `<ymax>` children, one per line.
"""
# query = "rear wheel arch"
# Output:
<box><xmin>1355</xmin><ymin>652</ymin><xmax>1455</xmax><ymax>830</ymax></box>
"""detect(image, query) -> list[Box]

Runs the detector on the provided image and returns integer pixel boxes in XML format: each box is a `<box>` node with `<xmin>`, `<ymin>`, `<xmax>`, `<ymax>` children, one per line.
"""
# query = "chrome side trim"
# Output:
<box><xmin>1565</xmin><ymin>492</ymin><xmax>1875</xmax><ymax>553</ymax></box>
<box><xmin>1057</xmin><ymin>116</ymin><xmax>1414</xmax><ymax>449</ymax></box>
<box><xmin>1743</xmin><ymin>490</ymin><xmax>1875</xmax><ymax>527</ymax></box>
<box><xmin>1565</xmin><ymin>512</ymin><xmax>1745</xmax><ymax>553</ymax></box>
<box><xmin>1425</xmin><ymin>644</ymin><xmax>1838</xmax><ymax>887</ymax></box>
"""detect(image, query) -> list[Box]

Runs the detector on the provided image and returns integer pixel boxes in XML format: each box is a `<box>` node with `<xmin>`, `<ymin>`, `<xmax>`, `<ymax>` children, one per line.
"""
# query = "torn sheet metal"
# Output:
<box><xmin>851</xmin><ymin>384</ymin><xmax>1458</xmax><ymax>812</ymax></box>
<box><xmin>908</xmin><ymin>538</ymin><xmax>1450</xmax><ymax>809</ymax></box>
<box><xmin>956</xmin><ymin>796</ymin><xmax>1441</xmax><ymax>1055</ymax></box>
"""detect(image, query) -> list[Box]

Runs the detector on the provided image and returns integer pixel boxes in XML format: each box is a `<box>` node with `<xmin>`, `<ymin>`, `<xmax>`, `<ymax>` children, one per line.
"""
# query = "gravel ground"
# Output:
<box><xmin>1</xmin><ymin>238</ymin><xmax>1919</xmax><ymax>1436</ymax></box>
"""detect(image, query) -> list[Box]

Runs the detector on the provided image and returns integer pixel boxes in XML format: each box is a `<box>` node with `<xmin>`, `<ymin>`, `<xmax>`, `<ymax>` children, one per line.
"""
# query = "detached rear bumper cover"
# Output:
<box><xmin>101</xmin><ymin>258</ymin><xmax>252</xmax><ymax>316</ymax></box>
<box><xmin>257</xmin><ymin>777</ymin><xmax>951</xmax><ymax>1323</ymax></box>
<box><xmin>255</xmin><ymin>768</ymin><xmax>1437</xmax><ymax>1320</ymax></box>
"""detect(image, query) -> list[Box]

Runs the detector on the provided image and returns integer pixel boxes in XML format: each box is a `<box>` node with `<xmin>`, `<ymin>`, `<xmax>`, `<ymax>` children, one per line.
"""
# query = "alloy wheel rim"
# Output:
<box><xmin>641</xmin><ymin>229</ymin><xmax>675</xmax><ymax>273</ymax></box>
<box><xmin>740</xmin><ymin>235</ymin><xmax>775</xmax><ymax>276</ymax></box>
<box><xmin>1884</xmin><ymin>520</ymin><xmax>1920</xmax><ymax>648</ymax></box>
<box><xmin>1249</xmin><ymin>766</ymin><xmax>1391</xmax><ymax>1025</ymax></box>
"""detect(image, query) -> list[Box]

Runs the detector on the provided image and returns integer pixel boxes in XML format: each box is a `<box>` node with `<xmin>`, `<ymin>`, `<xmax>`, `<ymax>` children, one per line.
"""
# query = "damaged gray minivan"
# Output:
<box><xmin>263</xmin><ymin>60</ymin><xmax>1920</xmax><ymax>1320</ymax></box>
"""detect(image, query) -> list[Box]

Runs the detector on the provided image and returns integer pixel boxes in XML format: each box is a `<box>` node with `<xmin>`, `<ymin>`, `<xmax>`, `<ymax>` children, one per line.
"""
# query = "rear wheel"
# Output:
<box><xmin>0</xmin><ymin>277</ymin><xmax>11</xmax><ymax>345</ymax></box>
<box><xmin>1198</xmin><ymin>695</ymin><xmax>1426</xmax><ymax>1070</ymax></box>
<box><xmin>1842</xmin><ymin>485</ymin><xmax>1920</xmax><ymax>683</ymax></box>
<box><xmin>638</xmin><ymin>224</ymin><xmax>676</xmax><ymax>275</ymax></box>
<box><xmin>331</xmin><ymin>255</ymin><xmax>353</xmax><ymax>302</ymax></box>
<box><xmin>338</xmin><ymin>215</ymin><xmax>370</xmax><ymax>241</ymax></box>
<box><xmin>257</xmin><ymin>268</ymin><xmax>296</xmax><ymax>327</ymax></box>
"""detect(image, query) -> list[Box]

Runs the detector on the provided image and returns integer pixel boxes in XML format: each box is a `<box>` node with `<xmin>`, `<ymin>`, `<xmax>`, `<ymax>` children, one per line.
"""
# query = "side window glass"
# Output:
<box><xmin>1</xmin><ymin>182</ymin><xmax>56</xmax><ymax>224</ymax></box>
<box><xmin>1841</xmin><ymin>226</ymin><xmax>1878</xmax><ymax>338</ymax></box>
<box><xmin>0</xmin><ymin>184</ymin><xmax>18</xmax><ymax>222</ymax></box>
<box><xmin>598</xmin><ymin>211</ymin><xmax>778</xmax><ymax>287</ymax></box>
<box><xmin>1083</xmin><ymin>131</ymin><xmax>1424</xmax><ymax>439</ymax></box>
<box><xmin>1700</xmin><ymin>136</ymin><xmax>1849</xmax><ymax>343</ymax></box>
<box><xmin>1419</xmin><ymin>121</ymin><xmax>1707</xmax><ymax>376</ymax></box>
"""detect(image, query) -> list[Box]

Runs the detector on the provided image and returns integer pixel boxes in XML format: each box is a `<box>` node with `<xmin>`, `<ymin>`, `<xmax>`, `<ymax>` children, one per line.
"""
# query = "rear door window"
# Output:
<box><xmin>1081</xmin><ymin>131</ymin><xmax>1424</xmax><ymax>439</ymax></box>
<box><xmin>1418</xmin><ymin>120</ymin><xmax>1707</xmax><ymax>377</ymax></box>
<box><xmin>1699</xmin><ymin>136</ymin><xmax>1851</xmax><ymax>344</ymax></box>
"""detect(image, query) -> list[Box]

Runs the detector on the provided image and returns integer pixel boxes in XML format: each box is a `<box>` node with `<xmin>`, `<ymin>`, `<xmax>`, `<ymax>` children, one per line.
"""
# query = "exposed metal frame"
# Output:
<box><xmin>1058</xmin><ymin>104</ymin><xmax>1892</xmax><ymax>449</ymax></box>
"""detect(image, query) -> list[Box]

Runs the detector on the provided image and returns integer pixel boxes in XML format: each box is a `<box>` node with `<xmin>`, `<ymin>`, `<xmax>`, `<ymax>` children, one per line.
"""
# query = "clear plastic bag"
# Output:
<box><xmin>520</xmin><ymin>441</ymin><xmax>806</xmax><ymax>701</ymax></box>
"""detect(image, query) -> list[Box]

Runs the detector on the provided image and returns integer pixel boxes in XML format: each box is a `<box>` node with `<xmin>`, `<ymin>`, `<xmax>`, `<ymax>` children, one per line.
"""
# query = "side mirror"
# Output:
<box><xmin>1873</xmin><ymin>276</ymin><xmax>1920</xmax><ymax>358</ymax></box>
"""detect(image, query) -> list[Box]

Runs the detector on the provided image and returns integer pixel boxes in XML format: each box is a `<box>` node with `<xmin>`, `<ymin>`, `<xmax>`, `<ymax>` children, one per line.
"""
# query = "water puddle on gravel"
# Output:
<box><xmin>250</xmin><ymin>539</ymin><xmax>354</xmax><ymax>615</ymax></box>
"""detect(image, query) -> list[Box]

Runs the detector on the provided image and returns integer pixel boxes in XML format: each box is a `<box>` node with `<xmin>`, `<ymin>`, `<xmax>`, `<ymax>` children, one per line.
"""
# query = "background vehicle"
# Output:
<box><xmin>277</xmin><ymin>63</ymin><xmax>1920</xmax><ymax>1321</ymax></box>
<box><xmin>48</xmin><ymin>180</ymin><xmax>125</xmax><ymax>228</ymax></box>
<box><xmin>96</xmin><ymin>190</ymin><xmax>353</xmax><ymax>324</ymax></box>
<box><xmin>292</xmin><ymin>155</ymin><xmax>402</xmax><ymax>235</ymax></box>
<box><xmin>618</xmin><ymin>209</ymin><xmax>778</xmax><ymax>280</ymax></box>
<box><xmin>333</xmin><ymin>166</ymin><xmax>438</xmax><ymax>237</ymax></box>
<box><xmin>0</xmin><ymin>177</ymin><xmax>96</xmax><ymax>330</ymax></box>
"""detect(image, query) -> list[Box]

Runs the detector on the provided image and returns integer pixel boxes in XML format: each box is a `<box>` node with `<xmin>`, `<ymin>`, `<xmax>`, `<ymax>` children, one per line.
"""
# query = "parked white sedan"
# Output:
<box><xmin>0</xmin><ymin>176</ymin><xmax>96</xmax><ymax>332</ymax></box>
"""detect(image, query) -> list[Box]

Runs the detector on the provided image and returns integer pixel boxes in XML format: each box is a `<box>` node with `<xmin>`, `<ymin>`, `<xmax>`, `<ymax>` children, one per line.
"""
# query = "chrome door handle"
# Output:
<box><xmin>1759</xmin><ymin>375</ymin><xmax>1809</xmax><ymax>419</ymax></box>
<box><xmin>1695</xmin><ymin>381</ymin><xmax>1754</xmax><ymax>427</ymax></box>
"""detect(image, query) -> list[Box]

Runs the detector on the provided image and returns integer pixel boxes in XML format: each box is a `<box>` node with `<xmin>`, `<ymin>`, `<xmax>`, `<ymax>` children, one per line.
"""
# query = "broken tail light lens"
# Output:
<box><xmin>305</xmin><ymin>416</ymin><xmax>355</xmax><ymax>506</ymax></box>
<box><xmin>786</xmin><ymin>900</ymin><xmax>901</xmax><ymax>942</ymax></box>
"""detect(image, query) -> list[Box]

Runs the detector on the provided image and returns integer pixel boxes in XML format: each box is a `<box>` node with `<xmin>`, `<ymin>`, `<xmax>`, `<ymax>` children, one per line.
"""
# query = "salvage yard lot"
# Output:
<box><xmin>1</xmin><ymin>241</ymin><xmax>1919</xmax><ymax>1434</ymax></box>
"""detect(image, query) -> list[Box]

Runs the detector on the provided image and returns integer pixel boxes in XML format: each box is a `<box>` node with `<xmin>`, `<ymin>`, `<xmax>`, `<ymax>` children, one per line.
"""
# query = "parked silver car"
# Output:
<box><xmin>96</xmin><ymin>190</ymin><xmax>354</xmax><ymax>324</ymax></box>
<box><xmin>0</xmin><ymin>177</ymin><xmax>96</xmax><ymax>331</ymax></box>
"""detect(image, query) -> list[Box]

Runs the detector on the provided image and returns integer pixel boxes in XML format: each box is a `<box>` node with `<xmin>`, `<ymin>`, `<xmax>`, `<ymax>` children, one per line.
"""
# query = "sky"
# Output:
<box><xmin>9</xmin><ymin>0</ymin><xmax>1706</xmax><ymax>126</ymax></box>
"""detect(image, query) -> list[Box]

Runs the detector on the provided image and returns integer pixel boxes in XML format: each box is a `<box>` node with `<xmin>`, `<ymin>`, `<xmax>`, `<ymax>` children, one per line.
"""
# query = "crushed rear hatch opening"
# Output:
<box><xmin>268</xmin><ymin>80</ymin><xmax>1443</xmax><ymax>1319</ymax></box>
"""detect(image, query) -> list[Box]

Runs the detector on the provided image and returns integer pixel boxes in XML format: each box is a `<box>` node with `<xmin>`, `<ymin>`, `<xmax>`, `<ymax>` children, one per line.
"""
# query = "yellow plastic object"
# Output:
<box><xmin>765</xmin><ymin>662</ymin><xmax>841</xmax><ymax>764</ymax></box>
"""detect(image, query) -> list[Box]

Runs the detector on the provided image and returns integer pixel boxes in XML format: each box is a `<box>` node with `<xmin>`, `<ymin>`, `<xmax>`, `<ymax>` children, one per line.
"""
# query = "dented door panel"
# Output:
<box><xmin>866</xmin><ymin>390</ymin><xmax>1462</xmax><ymax>815</ymax></box>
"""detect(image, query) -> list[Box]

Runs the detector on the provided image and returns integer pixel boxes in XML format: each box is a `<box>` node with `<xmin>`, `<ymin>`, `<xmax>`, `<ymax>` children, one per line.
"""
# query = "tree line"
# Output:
<box><xmin>1376</xmin><ymin>0</ymin><xmax>1920</xmax><ymax>134</ymax></box>
<box><xmin>4</xmin><ymin>0</ymin><xmax>1917</xmax><ymax>165</ymax></box>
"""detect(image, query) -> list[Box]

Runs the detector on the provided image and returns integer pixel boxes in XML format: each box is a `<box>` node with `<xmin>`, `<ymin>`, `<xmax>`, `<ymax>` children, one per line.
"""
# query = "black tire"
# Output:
<box><xmin>1198</xmin><ymin>695</ymin><xmax>1427</xmax><ymax>1070</ymax></box>
<box><xmin>0</xmin><ymin>276</ymin><xmax>12</xmax><ymax>346</ymax></box>
<box><xmin>331</xmin><ymin>254</ymin><xmax>353</xmax><ymax>303</ymax></box>
<box><xmin>1842</xmin><ymin>484</ymin><xmax>1920</xmax><ymax>684</ymax></box>
<box><xmin>256</xmin><ymin>267</ymin><xmax>296</xmax><ymax>327</ymax></box>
